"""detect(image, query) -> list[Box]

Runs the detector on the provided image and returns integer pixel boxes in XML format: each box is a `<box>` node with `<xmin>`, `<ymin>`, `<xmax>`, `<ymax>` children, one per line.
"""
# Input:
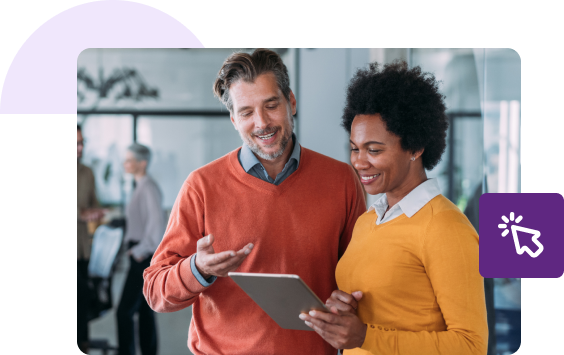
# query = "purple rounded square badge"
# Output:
<box><xmin>479</xmin><ymin>193</ymin><xmax>564</xmax><ymax>278</ymax></box>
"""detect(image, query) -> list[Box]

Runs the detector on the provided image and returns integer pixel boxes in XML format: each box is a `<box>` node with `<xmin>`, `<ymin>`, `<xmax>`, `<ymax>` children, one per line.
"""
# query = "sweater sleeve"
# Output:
<box><xmin>339</xmin><ymin>164</ymin><xmax>367</xmax><ymax>258</ymax></box>
<box><xmin>143</xmin><ymin>179</ymin><xmax>210</xmax><ymax>313</ymax></box>
<box><xmin>360</xmin><ymin>211</ymin><xmax>488</xmax><ymax>355</ymax></box>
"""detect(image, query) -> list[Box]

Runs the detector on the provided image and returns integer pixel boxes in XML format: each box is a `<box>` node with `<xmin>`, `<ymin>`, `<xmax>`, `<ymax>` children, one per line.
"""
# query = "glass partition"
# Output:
<box><xmin>136</xmin><ymin>116</ymin><xmax>240</xmax><ymax>209</ymax></box>
<box><xmin>79</xmin><ymin>115</ymin><xmax>133</xmax><ymax>205</ymax></box>
<box><xmin>478</xmin><ymin>48</ymin><xmax>522</xmax><ymax>355</ymax></box>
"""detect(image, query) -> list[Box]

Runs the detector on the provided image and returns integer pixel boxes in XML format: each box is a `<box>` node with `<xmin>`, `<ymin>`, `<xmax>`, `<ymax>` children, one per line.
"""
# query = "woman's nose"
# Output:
<box><xmin>353</xmin><ymin>153</ymin><xmax>370</xmax><ymax>171</ymax></box>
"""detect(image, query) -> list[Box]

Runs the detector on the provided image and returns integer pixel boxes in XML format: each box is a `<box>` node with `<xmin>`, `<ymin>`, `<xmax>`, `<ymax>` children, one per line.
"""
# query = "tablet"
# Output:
<box><xmin>229</xmin><ymin>272</ymin><xmax>329</xmax><ymax>331</ymax></box>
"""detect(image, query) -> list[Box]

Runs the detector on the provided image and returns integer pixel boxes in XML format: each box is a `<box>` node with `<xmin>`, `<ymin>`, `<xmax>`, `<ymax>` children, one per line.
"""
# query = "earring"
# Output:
<box><xmin>411</xmin><ymin>157</ymin><xmax>415</xmax><ymax>161</ymax></box>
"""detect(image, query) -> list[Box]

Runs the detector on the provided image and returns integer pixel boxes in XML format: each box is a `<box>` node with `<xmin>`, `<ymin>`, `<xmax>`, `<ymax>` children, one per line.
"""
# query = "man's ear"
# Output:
<box><xmin>230</xmin><ymin>115</ymin><xmax>238</xmax><ymax>131</ymax></box>
<box><xmin>289</xmin><ymin>91</ymin><xmax>297</xmax><ymax>116</ymax></box>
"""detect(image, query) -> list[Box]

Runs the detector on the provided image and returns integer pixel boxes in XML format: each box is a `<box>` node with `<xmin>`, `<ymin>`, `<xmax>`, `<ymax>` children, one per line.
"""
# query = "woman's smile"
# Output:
<box><xmin>359</xmin><ymin>173</ymin><xmax>381</xmax><ymax>185</ymax></box>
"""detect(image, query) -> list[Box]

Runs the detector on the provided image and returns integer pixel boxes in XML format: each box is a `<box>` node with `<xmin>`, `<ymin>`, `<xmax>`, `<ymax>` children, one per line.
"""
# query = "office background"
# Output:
<box><xmin>77</xmin><ymin>48</ymin><xmax>521</xmax><ymax>355</ymax></box>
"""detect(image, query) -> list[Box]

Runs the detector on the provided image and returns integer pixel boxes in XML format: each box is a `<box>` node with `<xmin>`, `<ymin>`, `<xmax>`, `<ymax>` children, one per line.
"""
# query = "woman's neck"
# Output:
<box><xmin>386</xmin><ymin>169</ymin><xmax>428</xmax><ymax>208</ymax></box>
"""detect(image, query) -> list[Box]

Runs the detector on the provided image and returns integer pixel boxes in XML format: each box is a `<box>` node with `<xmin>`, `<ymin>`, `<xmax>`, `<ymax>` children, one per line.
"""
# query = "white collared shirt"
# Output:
<box><xmin>368</xmin><ymin>178</ymin><xmax>442</xmax><ymax>225</ymax></box>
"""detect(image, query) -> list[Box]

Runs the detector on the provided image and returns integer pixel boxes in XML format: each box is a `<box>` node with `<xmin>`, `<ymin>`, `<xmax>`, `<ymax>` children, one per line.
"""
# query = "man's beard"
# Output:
<box><xmin>241</xmin><ymin>117</ymin><xmax>294</xmax><ymax>161</ymax></box>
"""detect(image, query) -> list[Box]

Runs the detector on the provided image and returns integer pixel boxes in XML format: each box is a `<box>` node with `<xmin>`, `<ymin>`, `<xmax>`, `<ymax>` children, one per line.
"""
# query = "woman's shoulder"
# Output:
<box><xmin>354</xmin><ymin>209</ymin><xmax>378</xmax><ymax>229</ymax></box>
<box><xmin>423</xmin><ymin>195</ymin><xmax>477</xmax><ymax>234</ymax></box>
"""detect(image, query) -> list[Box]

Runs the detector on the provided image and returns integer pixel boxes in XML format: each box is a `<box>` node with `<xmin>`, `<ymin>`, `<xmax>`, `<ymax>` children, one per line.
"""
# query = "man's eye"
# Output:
<box><xmin>266</xmin><ymin>105</ymin><xmax>278</xmax><ymax>109</ymax></box>
<box><xmin>350</xmin><ymin>148</ymin><xmax>359</xmax><ymax>152</ymax></box>
<box><xmin>369</xmin><ymin>150</ymin><xmax>381</xmax><ymax>154</ymax></box>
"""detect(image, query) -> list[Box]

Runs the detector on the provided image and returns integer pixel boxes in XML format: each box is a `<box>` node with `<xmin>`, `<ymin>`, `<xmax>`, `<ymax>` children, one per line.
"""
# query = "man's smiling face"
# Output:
<box><xmin>229</xmin><ymin>72</ymin><xmax>296</xmax><ymax>161</ymax></box>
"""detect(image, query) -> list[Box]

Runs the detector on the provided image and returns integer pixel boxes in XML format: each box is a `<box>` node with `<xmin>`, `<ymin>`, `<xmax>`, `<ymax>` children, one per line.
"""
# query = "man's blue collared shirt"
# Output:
<box><xmin>238</xmin><ymin>133</ymin><xmax>301</xmax><ymax>185</ymax></box>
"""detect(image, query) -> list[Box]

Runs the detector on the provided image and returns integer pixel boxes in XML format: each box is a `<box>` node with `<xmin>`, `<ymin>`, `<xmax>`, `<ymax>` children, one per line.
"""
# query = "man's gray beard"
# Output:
<box><xmin>242</xmin><ymin>118</ymin><xmax>294</xmax><ymax>161</ymax></box>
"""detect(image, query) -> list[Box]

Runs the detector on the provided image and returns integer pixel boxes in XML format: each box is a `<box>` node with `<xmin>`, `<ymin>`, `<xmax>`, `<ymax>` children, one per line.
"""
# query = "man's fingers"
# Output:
<box><xmin>236</xmin><ymin>243</ymin><xmax>254</xmax><ymax>256</ymax></box>
<box><xmin>213</xmin><ymin>253</ymin><xmax>250</xmax><ymax>275</ymax></box>
<box><xmin>196</xmin><ymin>241</ymin><xmax>254</xmax><ymax>277</ymax></box>
<box><xmin>209</xmin><ymin>250</ymin><xmax>238</xmax><ymax>264</ymax></box>
<box><xmin>211</xmin><ymin>242</ymin><xmax>253</xmax><ymax>265</ymax></box>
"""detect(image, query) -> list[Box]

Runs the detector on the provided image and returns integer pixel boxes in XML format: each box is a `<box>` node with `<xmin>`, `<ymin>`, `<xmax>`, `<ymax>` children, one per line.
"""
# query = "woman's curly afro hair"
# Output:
<box><xmin>342</xmin><ymin>61</ymin><xmax>449</xmax><ymax>171</ymax></box>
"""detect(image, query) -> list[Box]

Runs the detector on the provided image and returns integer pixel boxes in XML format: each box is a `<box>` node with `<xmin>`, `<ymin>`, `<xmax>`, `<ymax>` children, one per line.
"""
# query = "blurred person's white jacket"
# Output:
<box><xmin>124</xmin><ymin>175</ymin><xmax>166</xmax><ymax>260</ymax></box>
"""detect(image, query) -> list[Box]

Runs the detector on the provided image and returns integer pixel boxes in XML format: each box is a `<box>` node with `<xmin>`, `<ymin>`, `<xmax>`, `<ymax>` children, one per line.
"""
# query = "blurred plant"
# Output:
<box><xmin>77</xmin><ymin>67</ymin><xmax>159</xmax><ymax>109</ymax></box>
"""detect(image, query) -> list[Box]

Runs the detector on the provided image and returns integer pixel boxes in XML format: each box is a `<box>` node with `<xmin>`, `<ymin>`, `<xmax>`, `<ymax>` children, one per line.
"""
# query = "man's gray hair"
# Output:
<box><xmin>213</xmin><ymin>49</ymin><xmax>291</xmax><ymax>113</ymax></box>
<box><xmin>127</xmin><ymin>143</ymin><xmax>151</xmax><ymax>165</ymax></box>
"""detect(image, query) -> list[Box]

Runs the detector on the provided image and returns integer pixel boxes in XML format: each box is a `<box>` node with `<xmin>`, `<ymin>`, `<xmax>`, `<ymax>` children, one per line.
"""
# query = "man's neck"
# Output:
<box><xmin>255</xmin><ymin>138</ymin><xmax>294</xmax><ymax>180</ymax></box>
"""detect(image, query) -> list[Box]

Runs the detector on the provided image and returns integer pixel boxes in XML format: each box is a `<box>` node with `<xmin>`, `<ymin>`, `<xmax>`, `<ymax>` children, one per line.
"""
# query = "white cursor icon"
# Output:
<box><xmin>498</xmin><ymin>212</ymin><xmax>544</xmax><ymax>258</ymax></box>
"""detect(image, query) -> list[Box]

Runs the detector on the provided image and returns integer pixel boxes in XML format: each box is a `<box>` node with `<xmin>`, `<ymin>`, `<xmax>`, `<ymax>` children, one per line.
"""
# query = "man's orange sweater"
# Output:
<box><xmin>143</xmin><ymin>147</ymin><xmax>366</xmax><ymax>355</ymax></box>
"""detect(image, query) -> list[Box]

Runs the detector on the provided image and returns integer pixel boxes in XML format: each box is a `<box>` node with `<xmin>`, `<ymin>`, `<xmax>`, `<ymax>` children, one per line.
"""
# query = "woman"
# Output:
<box><xmin>299</xmin><ymin>62</ymin><xmax>487</xmax><ymax>354</ymax></box>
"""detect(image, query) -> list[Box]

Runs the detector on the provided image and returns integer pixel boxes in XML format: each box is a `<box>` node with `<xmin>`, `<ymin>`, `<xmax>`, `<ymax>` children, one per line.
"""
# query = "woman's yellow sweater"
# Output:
<box><xmin>336</xmin><ymin>194</ymin><xmax>488</xmax><ymax>355</ymax></box>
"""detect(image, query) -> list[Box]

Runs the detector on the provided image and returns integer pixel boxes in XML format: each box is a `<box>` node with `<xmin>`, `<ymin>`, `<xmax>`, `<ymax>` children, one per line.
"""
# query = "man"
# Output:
<box><xmin>117</xmin><ymin>143</ymin><xmax>166</xmax><ymax>355</ymax></box>
<box><xmin>143</xmin><ymin>49</ymin><xmax>366</xmax><ymax>354</ymax></box>
<box><xmin>77</xmin><ymin>124</ymin><xmax>105</xmax><ymax>353</ymax></box>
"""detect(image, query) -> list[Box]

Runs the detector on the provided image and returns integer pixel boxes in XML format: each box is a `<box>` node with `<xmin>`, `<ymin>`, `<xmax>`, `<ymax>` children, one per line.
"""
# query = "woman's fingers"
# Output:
<box><xmin>301</xmin><ymin>313</ymin><xmax>339</xmax><ymax>334</ymax></box>
<box><xmin>325</xmin><ymin>290</ymin><xmax>362</xmax><ymax>314</ymax></box>
<box><xmin>326</xmin><ymin>298</ymin><xmax>355</xmax><ymax>314</ymax></box>
<box><xmin>309</xmin><ymin>310</ymin><xmax>340</xmax><ymax>324</ymax></box>
<box><xmin>334</xmin><ymin>290</ymin><xmax>358</xmax><ymax>308</ymax></box>
<box><xmin>351</xmin><ymin>291</ymin><xmax>363</xmax><ymax>301</ymax></box>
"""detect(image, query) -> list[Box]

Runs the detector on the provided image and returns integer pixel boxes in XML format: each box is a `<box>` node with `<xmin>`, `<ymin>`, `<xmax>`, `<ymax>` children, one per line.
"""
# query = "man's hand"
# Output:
<box><xmin>128</xmin><ymin>250</ymin><xmax>146</xmax><ymax>263</ymax></box>
<box><xmin>79</xmin><ymin>208</ymin><xmax>106</xmax><ymax>222</ymax></box>
<box><xmin>194</xmin><ymin>234</ymin><xmax>253</xmax><ymax>279</ymax></box>
<box><xmin>299</xmin><ymin>306</ymin><xmax>367</xmax><ymax>350</ymax></box>
<box><xmin>326</xmin><ymin>290</ymin><xmax>363</xmax><ymax>315</ymax></box>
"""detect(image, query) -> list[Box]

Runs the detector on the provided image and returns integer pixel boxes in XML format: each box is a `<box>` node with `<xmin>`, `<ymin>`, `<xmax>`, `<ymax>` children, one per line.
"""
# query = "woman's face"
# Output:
<box><xmin>350</xmin><ymin>114</ymin><xmax>414</xmax><ymax>196</ymax></box>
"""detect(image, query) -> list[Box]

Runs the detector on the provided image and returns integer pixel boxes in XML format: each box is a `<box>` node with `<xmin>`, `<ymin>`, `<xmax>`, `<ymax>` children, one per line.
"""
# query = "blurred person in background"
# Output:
<box><xmin>117</xmin><ymin>143</ymin><xmax>166</xmax><ymax>355</ymax></box>
<box><xmin>77</xmin><ymin>124</ymin><xmax>106</xmax><ymax>353</ymax></box>
<box><xmin>300</xmin><ymin>62</ymin><xmax>488</xmax><ymax>354</ymax></box>
<box><xmin>143</xmin><ymin>49</ymin><xmax>366</xmax><ymax>355</ymax></box>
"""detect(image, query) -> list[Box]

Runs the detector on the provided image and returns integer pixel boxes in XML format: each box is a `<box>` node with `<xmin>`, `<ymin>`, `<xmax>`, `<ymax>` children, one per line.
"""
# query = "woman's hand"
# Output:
<box><xmin>299</xmin><ymin>306</ymin><xmax>367</xmax><ymax>350</ymax></box>
<box><xmin>326</xmin><ymin>290</ymin><xmax>363</xmax><ymax>314</ymax></box>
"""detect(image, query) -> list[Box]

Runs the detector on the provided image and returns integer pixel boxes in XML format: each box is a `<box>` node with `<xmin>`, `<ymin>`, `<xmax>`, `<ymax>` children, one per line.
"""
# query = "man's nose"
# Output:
<box><xmin>254</xmin><ymin>108</ymin><xmax>270</xmax><ymax>129</ymax></box>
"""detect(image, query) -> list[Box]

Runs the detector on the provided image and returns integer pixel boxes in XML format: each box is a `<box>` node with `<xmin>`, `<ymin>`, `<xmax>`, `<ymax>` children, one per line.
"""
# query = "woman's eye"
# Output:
<box><xmin>350</xmin><ymin>148</ymin><xmax>359</xmax><ymax>152</ymax></box>
<box><xmin>369</xmin><ymin>150</ymin><xmax>381</xmax><ymax>154</ymax></box>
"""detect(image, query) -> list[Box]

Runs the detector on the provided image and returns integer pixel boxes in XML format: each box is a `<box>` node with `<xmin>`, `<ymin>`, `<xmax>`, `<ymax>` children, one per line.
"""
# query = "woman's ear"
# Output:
<box><xmin>411</xmin><ymin>148</ymin><xmax>424</xmax><ymax>161</ymax></box>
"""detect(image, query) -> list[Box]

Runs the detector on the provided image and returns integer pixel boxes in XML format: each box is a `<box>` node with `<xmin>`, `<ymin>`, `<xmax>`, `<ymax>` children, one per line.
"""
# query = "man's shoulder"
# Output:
<box><xmin>143</xmin><ymin>176</ymin><xmax>162</xmax><ymax>193</ymax></box>
<box><xmin>301</xmin><ymin>147</ymin><xmax>354</xmax><ymax>173</ymax></box>
<box><xmin>186</xmin><ymin>148</ymin><xmax>239</xmax><ymax>185</ymax></box>
<box><xmin>78</xmin><ymin>163</ymin><xmax>95</xmax><ymax>179</ymax></box>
